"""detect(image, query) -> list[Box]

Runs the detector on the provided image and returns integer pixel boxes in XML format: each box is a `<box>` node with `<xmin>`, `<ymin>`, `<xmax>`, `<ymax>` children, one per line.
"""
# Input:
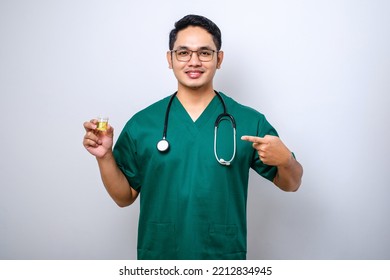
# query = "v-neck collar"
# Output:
<box><xmin>172</xmin><ymin>94</ymin><xmax>221</xmax><ymax>130</ymax></box>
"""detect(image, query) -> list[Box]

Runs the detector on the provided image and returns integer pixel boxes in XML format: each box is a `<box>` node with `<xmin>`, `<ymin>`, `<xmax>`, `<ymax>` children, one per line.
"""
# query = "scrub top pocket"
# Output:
<box><xmin>207</xmin><ymin>224</ymin><xmax>245</xmax><ymax>259</ymax></box>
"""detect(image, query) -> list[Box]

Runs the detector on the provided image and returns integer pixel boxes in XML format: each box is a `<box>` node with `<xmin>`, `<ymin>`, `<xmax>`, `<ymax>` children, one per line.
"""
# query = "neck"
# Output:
<box><xmin>176</xmin><ymin>87</ymin><xmax>216</xmax><ymax>121</ymax></box>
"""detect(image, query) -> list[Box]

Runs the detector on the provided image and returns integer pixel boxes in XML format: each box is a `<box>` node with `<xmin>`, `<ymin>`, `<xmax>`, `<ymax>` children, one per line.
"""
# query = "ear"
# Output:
<box><xmin>216</xmin><ymin>51</ymin><xmax>224</xmax><ymax>69</ymax></box>
<box><xmin>167</xmin><ymin>51</ymin><xmax>173</xmax><ymax>69</ymax></box>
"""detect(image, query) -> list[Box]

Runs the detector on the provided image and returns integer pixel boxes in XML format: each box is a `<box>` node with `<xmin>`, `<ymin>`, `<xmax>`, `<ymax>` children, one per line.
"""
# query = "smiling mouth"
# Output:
<box><xmin>185</xmin><ymin>70</ymin><xmax>203</xmax><ymax>78</ymax></box>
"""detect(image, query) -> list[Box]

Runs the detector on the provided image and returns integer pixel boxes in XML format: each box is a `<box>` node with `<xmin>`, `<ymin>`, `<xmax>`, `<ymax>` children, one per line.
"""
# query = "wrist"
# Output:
<box><xmin>279</xmin><ymin>151</ymin><xmax>295</xmax><ymax>169</ymax></box>
<box><xmin>96</xmin><ymin>149</ymin><xmax>114</xmax><ymax>161</ymax></box>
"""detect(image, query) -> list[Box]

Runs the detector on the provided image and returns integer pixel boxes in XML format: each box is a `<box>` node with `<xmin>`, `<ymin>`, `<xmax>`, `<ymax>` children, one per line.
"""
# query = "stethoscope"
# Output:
<box><xmin>156</xmin><ymin>90</ymin><xmax>236</xmax><ymax>166</ymax></box>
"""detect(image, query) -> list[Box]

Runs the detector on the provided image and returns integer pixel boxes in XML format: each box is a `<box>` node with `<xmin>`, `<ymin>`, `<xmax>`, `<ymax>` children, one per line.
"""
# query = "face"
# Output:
<box><xmin>167</xmin><ymin>26</ymin><xmax>223</xmax><ymax>92</ymax></box>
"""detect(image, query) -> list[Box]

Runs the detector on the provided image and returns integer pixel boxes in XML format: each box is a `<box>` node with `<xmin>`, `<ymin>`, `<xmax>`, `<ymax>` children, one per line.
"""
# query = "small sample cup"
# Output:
<box><xmin>96</xmin><ymin>117</ymin><xmax>109</xmax><ymax>132</ymax></box>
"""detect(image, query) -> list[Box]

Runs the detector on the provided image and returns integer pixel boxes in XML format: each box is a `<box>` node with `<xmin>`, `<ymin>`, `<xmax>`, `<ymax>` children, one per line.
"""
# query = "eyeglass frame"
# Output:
<box><xmin>170</xmin><ymin>48</ymin><xmax>219</xmax><ymax>62</ymax></box>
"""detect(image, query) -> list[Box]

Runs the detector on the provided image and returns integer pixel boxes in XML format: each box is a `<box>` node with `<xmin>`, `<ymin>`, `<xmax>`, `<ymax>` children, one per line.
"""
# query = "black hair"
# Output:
<box><xmin>169</xmin><ymin>14</ymin><xmax>222</xmax><ymax>51</ymax></box>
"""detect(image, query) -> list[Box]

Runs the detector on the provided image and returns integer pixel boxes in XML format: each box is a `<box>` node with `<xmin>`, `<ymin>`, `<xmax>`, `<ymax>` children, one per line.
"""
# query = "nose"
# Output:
<box><xmin>188</xmin><ymin>51</ymin><xmax>202</xmax><ymax>66</ymax></box>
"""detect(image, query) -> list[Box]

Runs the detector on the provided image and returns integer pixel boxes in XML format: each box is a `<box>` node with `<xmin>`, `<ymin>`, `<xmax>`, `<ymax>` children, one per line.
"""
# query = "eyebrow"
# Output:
<box><xmin>175</xmin><ymin>45</ymin><xmax>214</xmax><ymax>50</ymax></box>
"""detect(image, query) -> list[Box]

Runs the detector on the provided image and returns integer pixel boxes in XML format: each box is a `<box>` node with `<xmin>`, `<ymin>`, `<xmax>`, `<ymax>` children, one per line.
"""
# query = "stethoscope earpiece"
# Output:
<box><xmin>218</xmin><ymin>158</ymin><xmax>231</xmax><ymax>166</ymax></box>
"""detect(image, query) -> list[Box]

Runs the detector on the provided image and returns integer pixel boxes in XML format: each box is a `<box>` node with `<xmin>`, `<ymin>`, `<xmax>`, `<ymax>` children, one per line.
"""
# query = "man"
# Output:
<box><xmin>83</xmin><ymin>14</ymin><xmax>303</xmax><ymax>260</ymax></box>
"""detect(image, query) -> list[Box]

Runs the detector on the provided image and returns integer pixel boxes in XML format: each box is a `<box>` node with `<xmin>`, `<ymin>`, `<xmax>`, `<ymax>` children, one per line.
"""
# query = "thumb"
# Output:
<box><xmin>106</xmin><ymin>124</ymin><xmax>114</xmax><ymax>136</ymax></box>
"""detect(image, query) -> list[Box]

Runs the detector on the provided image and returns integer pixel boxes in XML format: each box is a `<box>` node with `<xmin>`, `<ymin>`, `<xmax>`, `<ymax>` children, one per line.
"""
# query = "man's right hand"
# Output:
<box><xmin>83</xmin><ymin>119</ymin><xmax>114</xmax><ymax>159</ymax></box>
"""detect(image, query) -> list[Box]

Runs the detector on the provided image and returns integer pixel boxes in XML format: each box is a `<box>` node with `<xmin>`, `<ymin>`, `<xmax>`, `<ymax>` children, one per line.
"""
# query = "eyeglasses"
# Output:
<box><xmin>171</xmin><ymin>49</ymin><xmax>218</xmax><ymax>62</ymax></box>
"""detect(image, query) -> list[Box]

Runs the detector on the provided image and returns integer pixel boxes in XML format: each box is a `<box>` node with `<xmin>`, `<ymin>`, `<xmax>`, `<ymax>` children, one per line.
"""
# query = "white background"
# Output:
<box><xmin>0</xmin><ymin>0</ymin><xmax>389</xmax><ymax>259</ymax></box>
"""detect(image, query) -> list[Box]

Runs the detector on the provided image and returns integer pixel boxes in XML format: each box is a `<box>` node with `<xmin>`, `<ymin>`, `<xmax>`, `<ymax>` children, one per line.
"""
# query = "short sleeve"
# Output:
<box><xmin>113</xmin><ymin>123</ymin><xmax>142</xmax><ymax>191</ymax></box>
<box><xmin>250</xmin><ymin>116</ymin><xmax>279</xmax><ymax>182</ymax></box>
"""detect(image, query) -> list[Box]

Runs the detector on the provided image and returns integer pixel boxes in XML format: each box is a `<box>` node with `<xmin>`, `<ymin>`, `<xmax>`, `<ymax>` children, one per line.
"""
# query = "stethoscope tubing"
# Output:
<box><xmin>157</xmin><ymin>90</ymin><xmax>236</xmax><ymax>165</ymax></box>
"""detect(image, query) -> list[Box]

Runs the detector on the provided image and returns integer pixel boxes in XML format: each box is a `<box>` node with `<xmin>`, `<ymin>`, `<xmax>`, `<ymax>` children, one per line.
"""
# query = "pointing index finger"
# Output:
<box><xmin>241</xmin><ymin>135</ymin><xmax>266</xmax><ymax>143</ymax></box>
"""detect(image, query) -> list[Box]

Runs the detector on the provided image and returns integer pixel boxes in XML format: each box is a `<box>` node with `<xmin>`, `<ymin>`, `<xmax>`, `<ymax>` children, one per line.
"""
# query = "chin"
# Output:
<box><xmin>182</xmin><ymin>81</ymin><xmax>211</xmax><ymax>90</ymax></box>
<box><xmin>179</xmin><ymin>83</ymin><xmax>202</xmax><ymax>90</ymax></box>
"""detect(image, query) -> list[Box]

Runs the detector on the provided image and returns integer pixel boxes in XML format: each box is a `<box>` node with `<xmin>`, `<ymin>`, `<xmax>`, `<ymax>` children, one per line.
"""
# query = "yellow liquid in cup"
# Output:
<box><xmin>97</xmin><ymin>121</ymin><xmax>108</xmax><ymax>131</ymax></box>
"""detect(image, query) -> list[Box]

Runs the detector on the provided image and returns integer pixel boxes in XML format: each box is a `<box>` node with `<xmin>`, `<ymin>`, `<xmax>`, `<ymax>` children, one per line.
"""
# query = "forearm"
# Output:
<box><xmin>96</xmin><ymin>152</ymin><xmax>138</xmax><ymax>207</ymax></box>
<box><xmin>273</xmin><ymin>155</ymin><xmax>303</xmax><ymax>192</ymax></box>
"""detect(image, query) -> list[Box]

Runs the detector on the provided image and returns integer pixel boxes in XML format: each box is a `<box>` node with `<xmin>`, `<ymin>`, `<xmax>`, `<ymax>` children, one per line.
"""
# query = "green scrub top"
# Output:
<box><xmin>113</xmin><ymin>92</ymin><xmax>278</xmax><ymax>260</ymax></box>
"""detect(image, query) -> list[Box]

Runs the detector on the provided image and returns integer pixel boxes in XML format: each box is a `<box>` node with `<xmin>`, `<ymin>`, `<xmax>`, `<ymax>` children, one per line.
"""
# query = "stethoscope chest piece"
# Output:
<box><xmin>157</xmin><ymin>138</ymin><xmax>170</xmax><ymax>152</ymax></box>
